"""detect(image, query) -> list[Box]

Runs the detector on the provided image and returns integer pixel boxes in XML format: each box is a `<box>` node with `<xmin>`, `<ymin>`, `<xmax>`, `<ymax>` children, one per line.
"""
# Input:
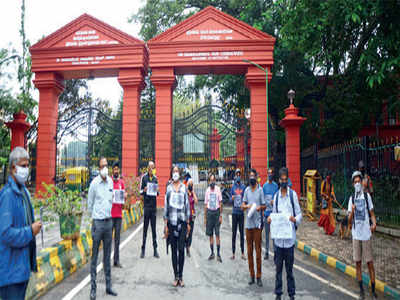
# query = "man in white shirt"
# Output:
<box><xmin>88</xmin><ymin>157</ymin><xmax>117</xmax><ymax>300</ymax></box>
<box><xmin>348</xmin><ymin>171</ymin><xmax>377</xmax><ymax>300</ymax></box>
<box><xmin>267</xmin><ymin>167</ymin><xmax>302</xmax><ymax>300</ymax></box>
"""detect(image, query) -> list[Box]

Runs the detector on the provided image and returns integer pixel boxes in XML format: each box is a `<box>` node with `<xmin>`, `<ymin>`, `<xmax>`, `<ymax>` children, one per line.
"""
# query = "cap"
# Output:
<box><xmin>352</xmin><ymin>170</ymin><xmax>362</xmax><ymax>181</ymax></box>
<box><xmin>235</xmin><ymin>168</ymin><xmax>241</xmax><ymax>174</ymax></box>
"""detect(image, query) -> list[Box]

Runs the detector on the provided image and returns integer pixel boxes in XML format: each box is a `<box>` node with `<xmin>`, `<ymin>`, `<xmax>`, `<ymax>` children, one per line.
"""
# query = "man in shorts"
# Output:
<box><xmin>348</xmin><ymin>170</ymin><xmax>377</xmax><ymax>299</ymax></box>
<box><xmin>204</xmin><ymin>174</ymin><xmax>223</xmax><ymax>262</ymax></box>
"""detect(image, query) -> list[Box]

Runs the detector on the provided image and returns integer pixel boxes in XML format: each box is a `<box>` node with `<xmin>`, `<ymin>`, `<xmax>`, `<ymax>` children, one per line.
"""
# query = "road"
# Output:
<box><xmin>40</xmin><ymin>205</ymin><xmax>381</xmax><ymax>300</ymax></box>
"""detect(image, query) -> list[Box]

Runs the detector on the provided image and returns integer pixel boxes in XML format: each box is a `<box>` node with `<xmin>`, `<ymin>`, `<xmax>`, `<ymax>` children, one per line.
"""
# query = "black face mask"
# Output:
<box><xmin>268</xmin><ymin>175</ymin><xmax>274</xmax><ymax>181</ymax></box>
<box><xmin>113</xmin><ymin>173</ymin><xmax>119</xmax><ymax>179</ymax></box>
<box><xmin>250</xmin><ymin>178</ymin><xmax>257</xmax><ymax>186</ymax></box>
<box><xmin>188</xmin><ymin>185</ymin><xmax>193</xmax><ymax>192</ymax></box>
<box><xmin>280</xmin><ymin>182</ymin><xmax>288</xmax><ymax>189</ymax></box>
<box><xmin>210</xmin><ymin>182</ymin><xmax>215</xmax><ymax>189</ymax></box>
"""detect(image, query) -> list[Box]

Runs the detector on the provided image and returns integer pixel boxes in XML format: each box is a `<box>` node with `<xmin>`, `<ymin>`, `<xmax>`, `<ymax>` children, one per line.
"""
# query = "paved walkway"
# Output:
<box><xmin>296</xmin><ymin>215</ymin><xmax>400</xmax><ymax>290</ymax></box>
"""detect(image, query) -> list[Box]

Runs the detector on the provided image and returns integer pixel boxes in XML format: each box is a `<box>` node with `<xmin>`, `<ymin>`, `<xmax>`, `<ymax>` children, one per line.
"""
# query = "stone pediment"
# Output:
<box><xmin>31</xmin><ymin>13</ymin><xmax>144</xmax><ymax>50</ymax></box>
<box><xmin>149</xmin><ymin>6</ymin><xmax>274</xmax><ymax>43</ymax></box>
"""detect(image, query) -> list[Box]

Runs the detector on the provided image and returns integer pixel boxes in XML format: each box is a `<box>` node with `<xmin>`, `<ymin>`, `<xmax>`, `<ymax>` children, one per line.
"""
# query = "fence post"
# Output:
<box><xmin>363</xmin><ymin>136</ymin><xmax>370</xmax><ymax>173</ymax></box>
<box><xmin>313</xmin><ymin>144</ymin><xmax>318</xmax><ymax>170</ymax></box>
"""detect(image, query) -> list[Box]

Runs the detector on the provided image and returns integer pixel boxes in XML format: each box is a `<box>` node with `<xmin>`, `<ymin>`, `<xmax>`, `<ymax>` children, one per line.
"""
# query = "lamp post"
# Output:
<box><xmin>243</xmin><ymin>59</ymin><xmax>269</xmax><ymax>169</ymax></box>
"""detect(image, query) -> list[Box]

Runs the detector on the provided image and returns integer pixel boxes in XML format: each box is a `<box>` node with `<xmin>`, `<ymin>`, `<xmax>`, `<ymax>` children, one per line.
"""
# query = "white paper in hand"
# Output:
<box><xmin>270</xmin><ymin>213</ymin><xmax>293</xmax><ymax>239</ymax></box>
<box><xmin>247</xmin><ymin>203</ymin><xmax>257</xmax><ymax>218</ymax></box>
<box><xmin>146</xmin><ymin>183</ymin><xmax>158</xmax><ymax>196</ymax></box>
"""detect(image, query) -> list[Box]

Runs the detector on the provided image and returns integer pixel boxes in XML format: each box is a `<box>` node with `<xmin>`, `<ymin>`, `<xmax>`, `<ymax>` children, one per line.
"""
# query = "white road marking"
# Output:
<box><xmin>62</xmin><ymin>223</ymin><xmax>143</xmax><ymax>300</ymax></box>
<box><xmin>261</xmin><ymin>247</ymin><xmax>358</xmax><ymax>299</ymax></box>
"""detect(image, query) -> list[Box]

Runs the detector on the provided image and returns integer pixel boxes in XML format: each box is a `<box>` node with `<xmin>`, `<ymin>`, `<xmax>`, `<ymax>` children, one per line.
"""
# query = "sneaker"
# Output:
<box><xmin>275</xmin><ymin>295</ymin><xmax>281</xmax><ymax>300</ymax></box>
<box><xmin>230</xmin><ymin>255</ymin><xmax>235</xmax><ymax>260</ymax></box>
<box><xmin>140</xmin><ymin>250</ymin><xmax>145</xmax><ymax>259</ymax></box>
<box><xmin>208</xmin><ymin>253</ymin><xmax>215</xmax><ymax>260</ymax></box>
<box><xmin>264</xmin><ymin>253</ymin><xmax>269</xmax><ymax>260</ymax></box>
<box><xmin>241</xmin><ymin>253</ymin><xmax>246</xmax><ymax>260</ymax></box>
<box><xmin>217</xmin><ymin>255</ymin><xmax>222</xmax><ymax>263</ymax></box>
<box><xmin>248</xmin><ymin>277</ymin><xmax>255</xmax><ymax>285</ymax></box>
<box><xmin>359</xmin><ymin>289</ymin><xmax>365</xmax><ymax>300</ymax></box>
<box><xmin>371</xmin><ymin>291</ymin><xmax>378</xmax><ymax>299</ymax></box>
<box><xmin>257</xmin><ymin>278</ymin><xmax>263</xmax><ymax>287</ymax></box>
<box><xmin>186</xmin><ymin>248</ymin><xmax>191</xmax><ymax>258</ymax></box>
<box><xmin>289</xmin><ymin>296</ymin><xmax>295</xmax><ymax>300</ymax></box>
<box><xmin>154</xmin><ymin>250</ymin><xmax>160</xmax><ymax>258</ymax></box>
<box><xmin>113</xmin><ymin>263</ymin><xmax>123</xmax><ymax>268</ymax></box>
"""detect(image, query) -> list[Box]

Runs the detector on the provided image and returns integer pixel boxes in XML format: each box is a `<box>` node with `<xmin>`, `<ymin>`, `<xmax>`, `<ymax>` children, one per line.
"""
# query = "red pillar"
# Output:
<box><xmin>151</xmin><ymin>67</ymin><xmax>175</xmax><ymax>207</ymax></box>
<box><xmin>279</xmin><ymin>104</ymin><xmax>306</xmax><ymax>196</ymax></box>
<box><xmin>246</xmin><ymin>66</ymin><xmax>271</xmax><ymax>183</ymax></box>
<box><xmin>118</xmin><ymin>68</ymin><xmax>145</xmax><ymax>178</ymax></box>
<box><xmin>5</xmin><ymin>111</ymin><xmax>31</xmax><ymax>150</ymax></box>
<box><xmin>210</xmin><ymin>128</ymin><xmax>221</xmax><ymax>160</ymax></box>
<box><xmin>33</xmin><ymin>72</ymin><xmax>64</xmax><ymax>193</ymax></box>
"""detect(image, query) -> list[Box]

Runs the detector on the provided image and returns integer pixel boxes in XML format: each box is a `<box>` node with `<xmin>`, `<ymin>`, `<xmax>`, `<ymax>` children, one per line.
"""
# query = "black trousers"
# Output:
<box><xmin>91</xmin><ymin>219</ymin><xmax>113</xmax><ymax>291</ymax></box>
<box><xmin>0</xmin><ymin>281</ymin><xmax>28</xmax><ymax>300</ymax></box>
<box><xmin>170</xmin><ymin>223</ymin><xmax>187</xmax><ymax>280</ymax></box>
<box><xmin>274</xmin><ymin>246</ymin><xmax>295</xmax><ymax>297</ymax></box>
<box><xmin>112</xmin><ymin>217</ymin><xmax>122</xmax><ymax>264</ymax></box>
<box><xmin>142</xmin><ymin>208</ymin><xmax>157</xmax><ymax>251</ymax></box>
<box><xmin>186</xmin><ymin>219</ymin><xmax>195</xmax><ymax>248</ymax></box>
<box><xmin>232</xmin><ymin>213</ymin><xmax>245</xmax><ymax>254</ymax></box>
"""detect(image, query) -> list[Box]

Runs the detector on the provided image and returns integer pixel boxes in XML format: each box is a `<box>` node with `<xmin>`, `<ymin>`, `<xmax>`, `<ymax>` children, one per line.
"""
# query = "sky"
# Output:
<box><xmin>0</xmin><ymin>0</ymin><xmax>144</xmax><ymax>111</ymax></box>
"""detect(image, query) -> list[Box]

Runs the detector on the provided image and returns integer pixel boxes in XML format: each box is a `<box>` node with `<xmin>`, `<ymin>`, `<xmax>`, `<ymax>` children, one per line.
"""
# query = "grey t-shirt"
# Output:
<box><xmin>243</xmin><ymin>186</ymin><xmax>265</xmax><ymax>229</ymax></box>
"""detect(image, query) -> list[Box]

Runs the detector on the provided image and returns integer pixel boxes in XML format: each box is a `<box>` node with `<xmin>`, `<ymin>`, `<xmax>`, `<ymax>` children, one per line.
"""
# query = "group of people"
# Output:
<box><xmin>0</xmin><ymin>147</ymin><xmax>379</xmax><ymax>300</ymax></box>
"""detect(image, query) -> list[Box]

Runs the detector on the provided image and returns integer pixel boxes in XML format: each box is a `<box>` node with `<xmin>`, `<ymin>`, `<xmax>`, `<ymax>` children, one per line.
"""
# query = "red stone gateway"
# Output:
<box><xmin>30</xmin><ymin>6</ymin><xmax>277</xmax><ymax>206</ymax></box>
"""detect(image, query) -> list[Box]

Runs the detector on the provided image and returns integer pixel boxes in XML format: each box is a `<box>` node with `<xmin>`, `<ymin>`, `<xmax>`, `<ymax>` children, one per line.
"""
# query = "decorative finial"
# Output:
<box><xmin>288</xmin><ymin>89</ymin><xmax>295</xmax><ymax>105</ymax></box>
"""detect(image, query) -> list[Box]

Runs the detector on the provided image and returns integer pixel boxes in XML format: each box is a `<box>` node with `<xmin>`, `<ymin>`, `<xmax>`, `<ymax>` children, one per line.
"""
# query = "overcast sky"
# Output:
<box><xmin>1</xmin><ymin>0</ymin><xmax>144</xmax><ymax>111</ymax></box>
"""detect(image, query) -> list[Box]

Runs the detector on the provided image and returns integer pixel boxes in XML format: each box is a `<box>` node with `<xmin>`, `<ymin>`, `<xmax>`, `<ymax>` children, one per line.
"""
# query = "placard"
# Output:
<box><xmin>147</xmin><ymin>183</ymin><xmax>158</xmax><ymax>197</ymax></box>
<box><xmin>113</xmin><ymin>189</ymin><xmax>125</xmax><ymax>204</ymax></box>
<box><xmin>270</xmin><ymin>213</ymin><xmax>293</xmax><ymax>239</ymax></box>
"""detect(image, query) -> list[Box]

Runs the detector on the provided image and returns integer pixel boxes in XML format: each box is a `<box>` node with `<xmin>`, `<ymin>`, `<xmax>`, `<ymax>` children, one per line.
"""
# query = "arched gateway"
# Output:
<box><xmin>30</xmin><ymin>6</ymin><xmax>275</xmax><ymax>206</ymax></box>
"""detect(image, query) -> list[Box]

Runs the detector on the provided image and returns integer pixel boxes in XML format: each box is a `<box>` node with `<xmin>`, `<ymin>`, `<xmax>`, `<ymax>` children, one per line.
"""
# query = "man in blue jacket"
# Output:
<box><xmin>0</xmin><ymin>147</ymin><xmax>42</xmax><ymax>300</ymax></box>
<box><xmin>230</xmin><ymin>169</ymin><xmax>246</xmax><ymax>260</ymax></box>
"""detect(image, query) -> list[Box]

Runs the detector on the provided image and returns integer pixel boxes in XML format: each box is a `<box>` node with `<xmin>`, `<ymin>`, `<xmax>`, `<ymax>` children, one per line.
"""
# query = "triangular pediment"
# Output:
<box><xmin>31</xmin><ymin>14</ymin><xmax>144</xmax><ymax>50</ymax></box>
<box><xmin>149</xmin><ymin>6</ymin><xmax>275</xmax><ymax>43</ymax></box>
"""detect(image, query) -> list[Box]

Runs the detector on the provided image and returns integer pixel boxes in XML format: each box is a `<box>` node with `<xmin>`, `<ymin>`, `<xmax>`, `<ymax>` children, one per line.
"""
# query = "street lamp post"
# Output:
<box><xmin>243</xmin><ymin>59</ymin><xmax>269</xmax><ymax>169</ymax></box>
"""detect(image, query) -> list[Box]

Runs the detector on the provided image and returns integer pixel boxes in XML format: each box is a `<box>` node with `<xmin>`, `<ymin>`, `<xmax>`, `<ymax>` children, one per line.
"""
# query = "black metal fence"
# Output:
<box><xmin>301</xmin><ymin>136</ymin><xmax>400</xmax><ymax>228</ymax></box>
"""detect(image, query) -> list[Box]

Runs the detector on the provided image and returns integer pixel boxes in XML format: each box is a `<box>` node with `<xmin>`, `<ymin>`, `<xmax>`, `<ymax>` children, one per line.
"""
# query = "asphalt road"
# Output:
<box><xmin>40</xmin><ymin>205</ymin><xmax>387</xmax><ymax>300</ymax></box>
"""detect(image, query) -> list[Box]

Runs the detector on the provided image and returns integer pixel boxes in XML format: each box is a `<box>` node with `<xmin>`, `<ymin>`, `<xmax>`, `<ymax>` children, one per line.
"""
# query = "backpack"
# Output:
<box><xmin>351</xmin><ymin>192</ymin><xmax>372</xmax><ymax>228</ymax></box>
<box><xmin>274</xmin><ymin>188</ymin><xmax>297</xmax><ymax>230</ymax></box>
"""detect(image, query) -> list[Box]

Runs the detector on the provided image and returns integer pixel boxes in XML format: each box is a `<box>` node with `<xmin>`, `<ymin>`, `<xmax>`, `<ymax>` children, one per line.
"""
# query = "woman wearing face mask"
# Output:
<box><xmin>204</xmin><ymin>174</ymin><xmax>223</xmax><ymax>262</ymax></box>
<box><xmin>164</xmin><ymin>166</ymin><xmax>191</xmax><ymax>287</ymax></box>
<box><xmin>185</xmin><ymin>179</ymin><xmax>198</xmax><ymax>257</ymax></box>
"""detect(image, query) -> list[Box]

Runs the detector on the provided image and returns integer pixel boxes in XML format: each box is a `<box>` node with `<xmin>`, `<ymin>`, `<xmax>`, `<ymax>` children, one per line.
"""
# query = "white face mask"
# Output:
<box><xmin>100</xmin><ymin>167</ymin><xmax>108</xmax><ymax>178</ymax></box>
<box><xmin>354</xmin><ymin>182</ymin><xmax>362</xmax><ymax>193</ymax></box>
<box><xmin>172</xmin><ymin>172</ymin><xmax>180</xmax><ymax>182</ymax></box>
<box><xmin>14</xmin><ymin>165</ymin><xmax>29</xmax><ymax>185</ymax></box>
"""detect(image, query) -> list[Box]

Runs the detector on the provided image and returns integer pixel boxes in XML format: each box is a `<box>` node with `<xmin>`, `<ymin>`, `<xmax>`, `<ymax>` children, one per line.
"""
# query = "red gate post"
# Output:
<box><xmin>6</xmin><ymin>111</ymin><xmax>31</xmax><ymax>150</ymax></box>
<box><xmin>279</xmin><ymin>93</ymin><xmax>306</xmax><ymax>196</ymax></box>
<box><xmin>151</xmin><ymin>67</ymin><xmax>175</xmax><ymax>207</ymax></box>
<box><xmin>33</xmin><ymin>72</ymin><xmax>64</xmax><ymax>193</ymax></box>
<box><xmin>246</xmin><ymin>65</ymin><xmax>272</xmax><ymax>183</ymax></box>
<box><xmin>210</xmin><ymin>128</ymin><xmax>221</xmax><ymax>161</ymax></box>
<box><xmin>118</xmin><ymin>68</ymin><xmax>145</xmax><ymax>178</ymax></box>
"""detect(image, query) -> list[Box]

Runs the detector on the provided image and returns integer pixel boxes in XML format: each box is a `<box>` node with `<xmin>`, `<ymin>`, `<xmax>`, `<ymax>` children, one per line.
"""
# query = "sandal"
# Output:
<box><xmin>173</xmin><ymin>279</ymin><xmax>179</xmax><ymax>287</ymax></box>
<box><xmin>179</xmin><ymin>280</ymin><xmax>185</xmax><ymax>287</ymax></box>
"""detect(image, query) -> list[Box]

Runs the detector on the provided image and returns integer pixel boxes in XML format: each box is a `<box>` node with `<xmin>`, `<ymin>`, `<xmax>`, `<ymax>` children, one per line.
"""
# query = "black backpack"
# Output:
<box><xmin>274</xmin><ymin>189</ymin><xmax>297</xmax><ymax>230</ymax></box>
<box><xmin>351</xmin><ymin>192</ymin><xmax>372</xmax><ymax>228</ymax></box>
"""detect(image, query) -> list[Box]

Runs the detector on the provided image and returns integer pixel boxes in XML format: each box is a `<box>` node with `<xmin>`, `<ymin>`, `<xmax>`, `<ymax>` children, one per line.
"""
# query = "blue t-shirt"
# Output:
<box><xmin>231</xmin><ymin>182</ymin><xmax>246</xmax><ymax>215</ymax></box>
<box><xmin>262</xmin><ymin>181</ymin><xmax>278</xmax><ymax>217</ymax></box>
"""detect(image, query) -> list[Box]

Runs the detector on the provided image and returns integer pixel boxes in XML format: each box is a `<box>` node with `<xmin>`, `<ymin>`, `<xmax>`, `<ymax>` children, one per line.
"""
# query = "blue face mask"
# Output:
<box><xmin>280</xmin><ymin>182</ymin><xmax>288</xmax><ymax>189</ymax></box>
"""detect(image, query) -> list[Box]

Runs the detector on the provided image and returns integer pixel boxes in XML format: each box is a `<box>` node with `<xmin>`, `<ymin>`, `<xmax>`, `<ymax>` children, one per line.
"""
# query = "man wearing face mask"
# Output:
<box><xmin>267</xmin><ymin>167</ymin><xmax>302</xmax><ymax>300</ymax></box>
<box><xmin>185</xmin><ymin>178</ymin><xmax>198</xmax><ymax>257</ymax></box>
<box><xmin>348</xmin><ymin>171</ymin><xmax>377</xmax><ymax>299</ymax></box>
<box><xmin>230</xmin><ymin>168</ymin><xmax>246</xmax><ymax>260</ymax></box>
<box><xmin>110</xmin><ymin>161</ymin><xmax>125</xmax><ymax>268</ymax></box>
<box><xmin>241</xmin><ymin>169</ymin><xmax>266</xmax><ymax>287</ymax></box>
<box><xmin>262</xmin><ymin>167</ymin><xmax>278</xmax><ymax>260</ymax></box>
<box><xmin>88</xmin><ymin>157</ymin><xmax>117</xmax><ymax>299</ymax></box>
<box><xmin>140</xmin><ymin>161</ymin><xmax>160</xmax><ymax>259</ymax></box>
<box><xmin>358</xmin><ymin>161</ymin><xmax>373</xmax><ymax>196</ymax></box>
<box><xmin>204</xmin><ymin>174</ymin><xmax>223</xmax><ymax>262</ymax></box>
<box><xmin>0</xmin><ymin>147</ymin><xmax>41</xmax><ymax>300</ymax></box>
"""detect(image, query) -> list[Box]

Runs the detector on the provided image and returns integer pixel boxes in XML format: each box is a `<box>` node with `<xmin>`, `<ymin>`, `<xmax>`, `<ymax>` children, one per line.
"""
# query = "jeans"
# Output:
<box><xmin>246</xmin><ymin>228</ymin><xmax>262</xmax><ymax>278</ymax></box>
<box><xmin>0</xmin><ymin>281</ymin><xmax>28</xmax><ymax>300</ymax></box>
<box><xmin>91</xmin><ymin>219</ymin><xmax>113</xmax><ymax>291</ymax></box>
<box><xmin>170</xmin><ymin>223</ymin><xmax>187</xmax><ymax>280</ymax></box>
<box><xmin>186</xmin><ymin>220</ymin><xmax>195</xmax><ymax>248</ymax></box>
<box><xmin>232</xmin><ymin>213</ymin><xmax>244</xmax><ymax>254</ymax></box>
<box><xmin>274</xmin><ymin>246</ymin><xmax>295</xmax><ymax>297</ymax></box>
<box><xmin>142</xmin><ymin>208</ymin><xmax>157</xmax><ymax>251</ymax></box>
<box><xmin>264</xmin><ymin>220</ymin><xmax>271</xmax><ymax>253</ymax></box>
<box><xmin>112</xmin><ymin>217</ymin><xmax>122</xmax><ymax>264</ymax></box>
